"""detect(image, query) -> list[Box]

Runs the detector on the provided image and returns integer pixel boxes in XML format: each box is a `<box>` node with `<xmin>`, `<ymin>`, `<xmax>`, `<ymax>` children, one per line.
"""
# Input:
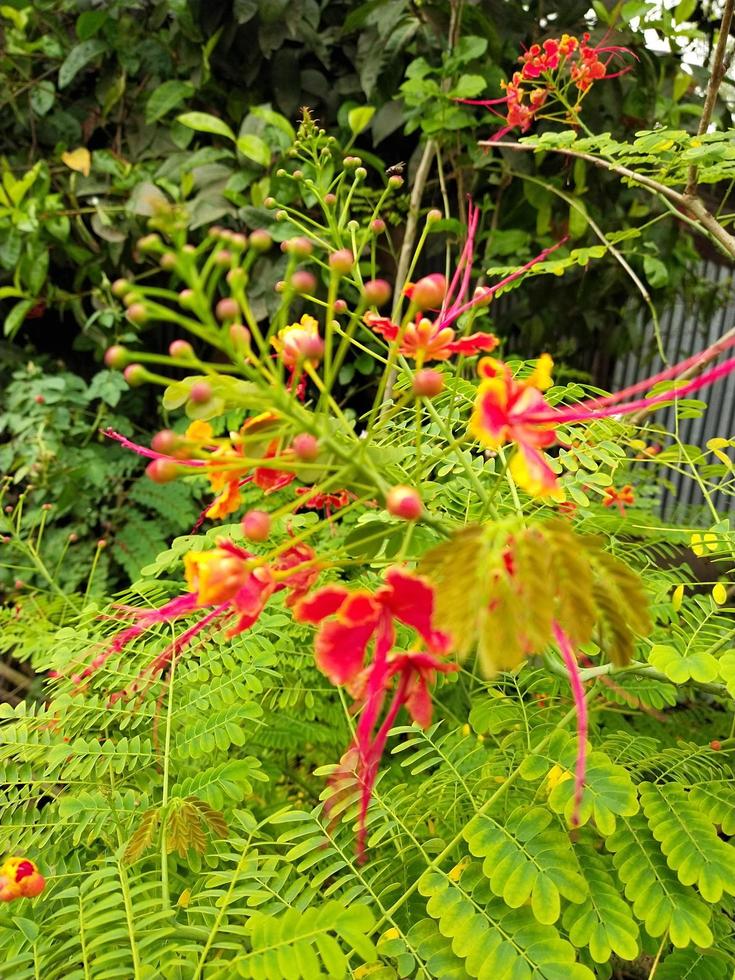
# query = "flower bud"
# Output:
<box><xmin>160</xmin><ymin>251</ymin><xmax>177</xmax><ymax>270</ymax></box>
<box><xmin>34</xmin><ymin>394</ymin><xmax>45</xmax><ymax>405</ymax></box>
<box><xmin>329</xmin><ymin>249</ymin><xmax>354</xmax><ymax>276</ymax></box>
<box><xmin>126</xmin><ymin>303</ymin><xmax>148</xmax><ymax>325</ymax></box>
<box><xmin>388</xmin><ymin>174</ymin><xmax>404</xmax><ymax>189</ymax></box>
<box><xmin>226</xmin><ymin>267</ymin><xmax>246</xmax><ymax>290</ymax></box>
<box><xmin>68</xmin><ymin>533</ymin><xmax>78</xmax><ymax>543</ymax></box>
<box><xmin>151</xmin><ymin>429</ymin><xmax>179</xmax><ymax>454</ymax></box>
<box><xmin>229</xmin><ymin>323</ymin><xmax>250</xmax><ymax>350</ymax></box>
<box><xmin>249</xmin><ymin>229</ymin><xmax>272</xmax><ymax>251</ymax></box>
<box><xmin>182</xmin><ymin>244</ymin><xmax>196</xmax><ymax>255</ymax></box>
<box><xmin>215</xmin><ymin>297</ymin><xmax>239</xmax><ymax>321</ymax></box>
<box><xmin>209</xmin><ymin>225</ymin><xmax>224</xmax><ymax>238</ymax></box>
<box><xmin>289</xmin><ymin>270</ymin><xmax>317</xmax><ymax>294</ymax></box>
<box><xmin>264</xmin><ymin>197</ymin><xmax>277</xmax><ymax>209</ymax></box>
<box><xmin>189</xmin><ymin>381</ymin><xmax>212</xmax><ymax>404</ymax></box>
<box><xmin>230</xmin><ymin>232</ymin><xmax>247</xmax><ymax>250</ymax></box>
<box><xmin>343</xmin><ymin>156</ymin><xmax>361</xmax><ymax>169</ymax></box>
<box><xmin>407</xmin><ymin>273</ymin><xmax>447</xmax><ymax>310</ymax></box>
<box><xmin>426</xmin><ymin>209</ymin><xmax>443</xmax><ymax>225</ymax></box>
<box><xmin>292</xmin><ymin>433</ymin><xmax>319</xmax><ymax>461</ymax></box>
<box><xmin>111</xmin><ymin>278</ymin><xmax>129</xmax><ymax>298</ymax></box>
<box><xmin>137</xmin><ymin>233</ymin><xmax>161</xmax><ymax>252</ymax></box>
<box><xmin>242</xmin><ymin>509</ymin><xmax>271</xmax><ymax>542</ymax></box>
<box><xmin>146</xmin><ymin>459</ymin><xmax>179</xmax><ymax>483</ymax></box>
<box><xmin>282</xmin><ymin>237</ymin><xmax>313</xmax><ymax>258</ymax></box>
<box><xmin>169</xmin><ymin>339</ymin><xmax>193</xmax><ymax>359</ymax></box>
<box><xmin>179</xmin><ymin>288</ymin><xmax>195</xmax><ymax>308</ymax></box>
<box><xmin>96</xmin><ymin>539</ymin><xmax>108</xmax><ymax>549</ymax></box>
<box><xmin>333</xmin><ymin>299</ymin><xmax>348</xmax><ymax>314</ymax></box>
<box><xmin>386</xmin><ymin>485</ymin><xmax>422</xmax><ymax>521</ymax></box>
<box><xmin>324</xmin><ymin>193</ymin><xmax>337</xmax><ymax>206</ymax></box>
<box><xmin>371</xmin><ymin>218</ymin><xmax>386</xmax><ymax>234</ymax></box>
<box><xmin>214</xmin><ymin>249</ymin><xmax>232</xmax><ymax>266</ymax></box>
<box><xmin>355</xmin><ymin>167</ymin><xmax>367</xmax><ymax>180</ymax></box>
<box><xmin>363</xmin><ymin>279</ymin><xmax>392</xmax><ymax>307</ymax></box>
<box><xmin>711</xmin><ymin>740</ymin><xmax>722</xmax><ymax>751</ymax></box>
<box><xmin>412</xmin><ymin>368</ymin><xmax>444</xmax><ymax>398</ymax></box>
<box><xmin>123</xmin><ymin>364</ymin><xmax>147</xmax><ymax>386</ymax></box>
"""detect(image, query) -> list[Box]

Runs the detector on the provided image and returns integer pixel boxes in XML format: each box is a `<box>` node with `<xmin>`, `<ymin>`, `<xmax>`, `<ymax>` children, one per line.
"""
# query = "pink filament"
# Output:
<box><xmin>551</xmin><ymin>621</ymin><xmax>587</xmax><ymax>827</ymax></box>
<box><xmin>102</xmin><ymin>428</ymin><xmax>205</xmax><ymax>466</ymax></box>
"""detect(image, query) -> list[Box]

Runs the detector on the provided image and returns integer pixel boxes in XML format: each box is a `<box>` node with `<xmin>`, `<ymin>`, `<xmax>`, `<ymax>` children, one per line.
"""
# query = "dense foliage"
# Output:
<box><xmin>2</xmin><ymin>2</ymin><xmax>735</xmax><ymax>979</ymax></box>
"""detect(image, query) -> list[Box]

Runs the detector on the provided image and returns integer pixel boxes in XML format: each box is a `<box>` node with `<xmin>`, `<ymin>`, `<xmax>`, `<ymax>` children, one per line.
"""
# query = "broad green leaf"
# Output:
<box><xmin>347</xmin><ymin>105</ymin><xmax>375</xmax><ymax>135</ymax></box>
<box><xmin>58</xmin><ymin>39</ymin><xmax>107</xmax><ymax>89</ymax></box>
<box><xmin>236</xmin><ymin>134</ymin><xmax>271</xmax><ymax>167</ymax></box>
<box><xmin>146</xmin><ymin>80</ymin><xmax>195</xmax><ymax>123</ymax></box>
<box><xmin>177</xmin><ymin>112</ymin><xmax>236</xmax><ymax>141</ymax></box>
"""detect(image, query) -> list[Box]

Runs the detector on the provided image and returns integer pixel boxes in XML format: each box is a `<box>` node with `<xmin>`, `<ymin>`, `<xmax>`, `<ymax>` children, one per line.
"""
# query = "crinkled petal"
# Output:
<box><xmin>294</xmin><ymin>585</ymin><xmax>351</xmax><ymax>624</ymax></box>
<box><xmin>381</xmin><ymin>567</ymin><xmax>451</xmax><ymax>653</ymax></box>
<box><xmin>445</xmin><ymin>332</ymin><xmax>499</xmax><ymax>356</ymax></box>
<box><xmin>315</xmin><ymin>619</ymin><xmax>376</xmax><ymax>685</ymax></box>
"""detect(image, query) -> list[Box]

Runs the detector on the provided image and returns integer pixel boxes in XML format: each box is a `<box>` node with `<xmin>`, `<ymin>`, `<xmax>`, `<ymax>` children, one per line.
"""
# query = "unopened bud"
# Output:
<box><xmin>111</xmin><ymin>278</ymin><xmax>129</xmax><ymax>298</ymax></box>
<box><xmin>242</xmin><ymin>509</ymin><xmax>271</xmax><ymax>542</ymax></box>
<box><xmin>123</xmin><ymin>364</ymin><xmax>147</xmax><ymax>386</ymax></box>
<box><xmin>215</xmin><ymin>297</ymin><xmax>239</xmax><ymax>321</ymax></box>
<box><xmin>412</xmin><ymin>368</ymin><xmax>444</xmax><ymax>398</ymax></box>
<box><xmin>226</xmin><ymin>267</ymin><xmax>246</xmax><ymax>290</ymax></box>
<box><xmin>371</xmin><ymin>218</ymin><xmax>386</xmax><ymax>234</ymax></box>
<box><xmin>282</xmin><ymin>237</ymin><xmax>313</xmax><ymax>258</ymax></box>
<box><xmin>160</xmin><ymin>251</ymin><xmax>177</xmax><ymax>270</ymax></box>
<box><xmin>96</xmin><ymin>538</ymin><xmax>108</xmax><ymax>549</ymax></box>
<box><xmin>324</xmin><ymin>193</ymin><xmax>337</xmax><ymax>206</ymax></box>
<box><xmin>151</xmin><ymin>430</ymin><xmax>179</xmax><ymax>454</ymax></box>
<box><xmin>169</xmin><ymin>339</ymin><xmax>193</xmax><ymax>359</ymax></box>
<box><xmin>189</xmin><ymin>381</ymin><xmax>212</xmax><ymax>404</ymax></box>
<box><xmin>230</xmin><ymin>232</ymin><xmax>247</xmax><ymax>250</ymax></box>
<box><xmin>289</xmin><ymin>270</ymin><xmax>317</xmax><ymax>294</ymax></box>
<box><xmin>292</xmin><ymin>433</ymin><xmax>319</xmax><ymax>461</ymax></box>
<box><xmin>363</xmin><ymin>279</ymin><xmax>392</xmax><ymax>306</ymax></box>
<box><xmin>388</xmin><ymin>175</ymin><xmax>404</xmax><ymax>188</ymax></box>
<box><xmin>179</xmin><ymin>288</ymin><xmax>195</xmax><ymax>308</ymax></box>
<box><xmin>408</xmin><ymin>273</ymin><xmax>447</xmax><ymax>310</ymax></box>
<box><xmin>34</xmin><ymin>394</ymin><xmax>45</xmax><ymax>405</ymax></box>
<box><xmin>214</xmin><ymin>249</ymin><xmax>232</xmax><ymax>266</ymax></box>
<box><xmin>249</xmin><ymin>229</ymin><xmax>272</xmax><ymax>251</ymax></box>
<box><xmin>126</xmin><ymin>303</ymin><xmax>148</xmax><ymax>325</ymax></box>
<box><xmin>146</xmin><ymin>459</ymin><xmax>179</xmax><ymax>483</ymax></box>
<box><xmin>426</xmin><ymin>209</ymin><xmax>443</xmax><ymax>224</ymax></box>
<box><xmin>386</xmin><ymin>485</ymin><xmax>422</xmax><ymax>521</ymax></box>
<box><xmin>333</xmin><ymin>299</ymin><xmax>348</xmax><ymax>314</ymax></box>
<box><xmin>229</xmin><ymin>323</ymin><xmax>250</xmax><ymax>350</ymax></box>
<box><xmin>329</xmin><ymin>249</ymin><xmax>354</xmax><ymax>275</ymax></box>
<box><xmin>137</xmin><ymin>233</ymin><xmax>161</xmax><ymax>253</ymax></box>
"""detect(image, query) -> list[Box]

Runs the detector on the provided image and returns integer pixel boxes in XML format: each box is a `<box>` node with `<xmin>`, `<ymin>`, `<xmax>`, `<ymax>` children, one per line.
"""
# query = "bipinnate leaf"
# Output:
<box><xmin>420</xmin><ymin>519</ymin><xmax>649</xmax><ymax>675</ymax></box>
<box><xmin>418</xmin><ymin>869</ymin><xmax>596</xmax><ymax>979</ymax></box>
<box><xmin>606</xmin><ymin>812</ymin><xmax>714</xmax><ymax>948</ymax></box>
<box><xmin>123</xmin><ymin>806</ymin><xmax>160</xmax><ymax>865</ymax></box>
<box><xmin>464</xmin><ymin>806</ymin><xmax>587</xmax><ymax>925</ymax></box>
<box><xmin>563</xmin><ymin>844</ymin><xmax>639</xmax><ymax>964</ymax></box>
<box><xmin>639</xmin><ymin>782</ymin><xmax>735</xmax><ymax>903</ymax></box>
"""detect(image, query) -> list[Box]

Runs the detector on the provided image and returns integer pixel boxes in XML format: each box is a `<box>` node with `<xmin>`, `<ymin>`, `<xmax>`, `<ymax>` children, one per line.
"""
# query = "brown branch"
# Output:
<box><xmin>686</xmin><ymin>0</ymin><xmax>735</xmax><ymax>196</ymax></box>
<box><xmin>483</xmin><ymin>140</ymin><xmax>735</xmax><ymax>260</ymax></box>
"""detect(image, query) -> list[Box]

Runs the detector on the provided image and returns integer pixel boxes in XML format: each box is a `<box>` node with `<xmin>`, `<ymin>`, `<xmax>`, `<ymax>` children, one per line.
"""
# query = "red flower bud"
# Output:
<box><xmin>230</xmin><ymin>232</ymin><xmax>248</xmax><ymax>249</ymax></box>
<box><xmin>407</xmin><ymin>274</ymin><xmax>447</xmax><ymax>310</ymax></box>
<box><xmin>151</xmin><ymin>430</ymin><xmax>179</xmax><ymax>454</ymax></box>
<box><xmin>282</xmin><ymin>237</ymin><xmax>313</xmax><ymax>258</ymax></box>
<box><xmin>711</xmin><ymin>740</ymin><xmax>722</xmax><ymax>751</ymax></box>
<box><xmin>412</xmin><ymin>368</ymin><xmax>444</xmax><ymax>398</ymax></box>
<box><xmin>34</xmin><ymin>394</ymin><xmax>45</xmax><ymax>405</ymax></box>
<box><xmin>146</xmin><ymin>459</ymin><xmax>179</xmax><ymax>483</ymax></box>
<box><xmin>126</xmin><ymin>303</ymin><xmax>148</xmax><ymax>325</ymax></box>
<box><xmin>371</xmin><ymin>218</ymin><xmax>386</xmax><ymax>234</ymax></box>
<box><xmin>229</xmin><ymin>323</ymin><xmax>251</xmax><ymax>350</ymax></box>
<box><xmin>216</xmin><ymin>298</ymin><xmax>239</xmax><ymax>321</ymax></box>
<box><xmin>292</xmin><ymin>433</ymin><xmax>319</xmax><ymax>461</ymax></box>
<box><xmin>363</xmin><ymin>279</ymin><xmax>392</xmax><ymax>307</ymax></box>
<box><xmin>169</xmin><ymin>339</ymin><xmax>193</xmax><ymax>359</ymax></box>
<box><xmin>386</xmin><ymin>485</ymin><xmax>422</xmax><ymax>521</ymax></box>
<box><xmin>123</xmin><ymin>364</ymin><xmax>147</xmax><ymax>386</ymax></box>
<box><xmin>214</xmin><ymin>249</ymin><xmax>232</xmax><ymax>266</ymax></box>
<box><xmin>329</xmin><ymin>249</ymin><xmax>354</xmax><ymax>275</ymax></box>
<box><xmin>324</xmin><ymin>193</ymin><xmax>337</xmax><ymax>206</ymax></box>
<box><xmin>189</xmin><ymin>381</ymin><xmax>212</xmax><ymax>404</ymax></box>
<box><xmin>97</xmin><ymin>539</ymin><xmax>108</xmax><ymax>549</ymax></box>
<box><xmin>289</xmin><ymin>270</ymin><xmax>317</xmax><ymax>294</ymax></box>
<box><xmin>249</xmin><ymin>229</ymin><xmax>272</xmax><ymax>251</ymax></box>
<box><xmin>242</xmin><ymin>509</ymin><xmax>271</xmax><ymax>541</ymax></box>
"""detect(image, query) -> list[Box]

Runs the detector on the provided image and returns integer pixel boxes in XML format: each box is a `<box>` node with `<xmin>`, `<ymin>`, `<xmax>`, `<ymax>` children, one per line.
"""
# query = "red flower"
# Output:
<box><xmin>294</xmin><ymin>487</ymin><xmax>356</xmax><ymax>516</ymax></box>
<box><xmin>602</xmin><ymin>484</ymin><xmax>634</xmax><ymax>513</ymax></box>
<box><xmin>60</xmin><ymin>541</ymin><xmax>319</xmax><ymax>703</ymax></box>
<box><xmin>0</xmin><ymin>858</ymin><xmax>45</xmax><ymax>902</ymax></box>
<box><xmin>295</xmin><ymin>568</ymin><xmax>454</xmax><ymax>859</ymax></box>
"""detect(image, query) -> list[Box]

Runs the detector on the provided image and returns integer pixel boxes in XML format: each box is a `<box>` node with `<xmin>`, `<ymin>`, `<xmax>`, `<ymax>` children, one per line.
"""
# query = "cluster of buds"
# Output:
<box><xmin>0</xmin><ymin>857</ymin><xmax>45</xmax><ymax>902</ymax></box>
<box><xmin>459</xmin><ymin>32</ymin><xmax>634</xmax><ymax>140</ymax></box>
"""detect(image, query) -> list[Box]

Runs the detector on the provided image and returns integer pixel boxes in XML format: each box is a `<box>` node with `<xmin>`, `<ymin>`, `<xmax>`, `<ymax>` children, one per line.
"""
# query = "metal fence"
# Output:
<box><xmin>613</xmin><ymin>261</ymin><xmax>735</xmax><ymax>518</ymax></box>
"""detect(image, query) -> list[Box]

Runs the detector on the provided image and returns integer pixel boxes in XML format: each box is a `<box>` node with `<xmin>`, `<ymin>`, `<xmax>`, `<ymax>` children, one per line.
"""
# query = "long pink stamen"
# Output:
<box><xmin>533</xmin><ymin>356</ymin><xmax>735</xmax><ymax>426</ymax></box>
<box><xmin>552</xmin><ymin>621</ymin><xmax>587</xmax><ymax>827</ymax></box>
<box><xmin>441</xmin><ymin>201</ymin><xmax>480</xmax><ymax>321</ymax></box>
<box><xmin>441</xmin><ymin>238</ymin><xmax>568</xmax><ymax>329</ymax></box>
<box><xmin>102</xmin><ymin>428</ymin><xmax>205</xmax><ymax>466</ymax></box>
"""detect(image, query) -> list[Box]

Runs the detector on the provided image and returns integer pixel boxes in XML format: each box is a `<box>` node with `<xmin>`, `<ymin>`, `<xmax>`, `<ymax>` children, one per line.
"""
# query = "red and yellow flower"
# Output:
<box><xmin>0</xmin><ymin>858</ymin><xmax>45</xmax><ymax>902</ymax></box>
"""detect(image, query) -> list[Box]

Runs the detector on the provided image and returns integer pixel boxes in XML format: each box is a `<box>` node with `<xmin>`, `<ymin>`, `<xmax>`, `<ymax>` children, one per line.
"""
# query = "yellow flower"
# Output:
<box><xmin>272</xmin><ymin>314</ymin><xmax>323</xmax><ymax>369</ymax></box>
<box><xmin>184</xmin><ymin>548</ymin><xmax>250</xmax><ymax>605</ymax></box>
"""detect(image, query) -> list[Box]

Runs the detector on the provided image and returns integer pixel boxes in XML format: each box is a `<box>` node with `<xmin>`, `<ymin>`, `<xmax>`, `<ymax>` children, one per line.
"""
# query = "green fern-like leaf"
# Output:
<box><xmin>463</xmin><ymin>806</ymin><xmax>587</xmax><ymax>925</ymax></box>
<box><xmin>639</xmin><ymin>782</ymin><xmax>735</xmax><ymax>903</ymax></box>
<box><xmin>606</xmin><ymin>812</ymin><xmax>714</xmax><ymax>948</ymax></box>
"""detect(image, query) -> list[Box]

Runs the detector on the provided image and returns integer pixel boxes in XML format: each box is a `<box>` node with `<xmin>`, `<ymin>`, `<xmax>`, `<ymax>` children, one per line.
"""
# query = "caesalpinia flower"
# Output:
<box><xmin>602</xmin><ymin>484</ymin><xmax>634</xmax><ymax>513</ymax></box>
<box><xmin>272</xmin><ymin>314</ymin><xmax>324</xmax><ymax>369</ymax></box>
<box><xmin>0</xmin><ymin>857</ymin><xmax>45</xmax><ymax>902</ymax></box>
<box><xmin>459</xmin><ymin>32</ymin><xmax>635</xmax><ymax>140</ymax></box>
<box><xmin>471</xmin><ymin>335</ymin><xmax>735</xmax><ymax>498</ymax></box>
<box><xmin>294</xmin><ymin>567</ymin><xmax>455</xmax><ymax>859</ymax></box>
<box><xmin>59</xmin><ymin>541</ymin><xmax>318</xmax><ymax>703</ymax></box>
<box><xmin>365</xmin><ymin>203</ymin><xmax>566</xmax><ymax>363</ymax></box>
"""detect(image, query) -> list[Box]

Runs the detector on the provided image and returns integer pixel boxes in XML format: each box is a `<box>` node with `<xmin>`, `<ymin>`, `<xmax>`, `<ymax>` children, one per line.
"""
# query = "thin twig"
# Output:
<box><xmin>686</xmin><ymin>0</ymin><xmax>735</xmax><ymax>196</ymax></box>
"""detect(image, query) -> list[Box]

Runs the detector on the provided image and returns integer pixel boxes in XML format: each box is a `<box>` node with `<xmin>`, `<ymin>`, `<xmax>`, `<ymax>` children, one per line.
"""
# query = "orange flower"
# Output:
<box><xmin>0</xmin><ymin>858</ymin><xmax>45</xmax><ymax>902</ymax></box>
<box><xmin>602</xmin><ymin>485</ymin><xmax>634</xmax><ymax>513</ymax></box>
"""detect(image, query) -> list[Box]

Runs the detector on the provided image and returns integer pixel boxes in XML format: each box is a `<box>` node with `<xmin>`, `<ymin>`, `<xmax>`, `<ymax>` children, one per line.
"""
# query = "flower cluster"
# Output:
<box><xmin>0</xmin><ymin>857</ymin><xmax>45</xmax><ymax>902</ymax></box>
<box><xmin>470</xmin><ymin>338</ymin><xmax>735</xmax><ymax>498</ymax></box>
<box><xmin>459</xmin><ymin>32</ymin><xmax>634</xmax><ymax>140</ymax></box>
<box><xmin>365</xmin><ymin>203</ymin><xmax>565</xmax><ymax>363</ymax></box>
<box><xmin>294</xmin><ymin>567</ymin><xmax>455</xmax><ymax>859</ymax></box>
<box><xmin>58</xmin><ymin>540</ymin><xmax>318</xmax><ymax>702</ymax></box>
